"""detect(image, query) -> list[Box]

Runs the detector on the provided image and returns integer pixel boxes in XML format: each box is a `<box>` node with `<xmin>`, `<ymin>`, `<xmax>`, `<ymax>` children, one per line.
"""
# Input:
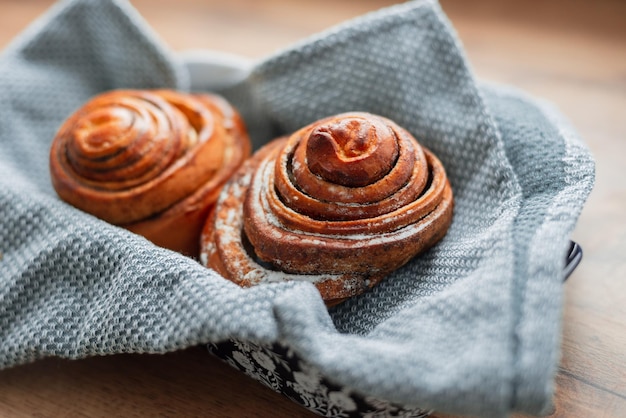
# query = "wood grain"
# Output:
<box><xmin>0</xmin><ymin>346</ymin><xmax>318</xmax><ymax>418</ymax></box>
<box><xmin>1</xmin><ymin>0</ymin><xmax>625</xmax><ymax>417</ymax></box>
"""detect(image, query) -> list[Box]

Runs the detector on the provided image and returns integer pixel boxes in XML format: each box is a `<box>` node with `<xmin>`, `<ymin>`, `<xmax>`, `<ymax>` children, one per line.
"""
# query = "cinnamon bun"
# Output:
<box><xmin>201</xmin><ymin>112</ymin><xmax>453</xmax><ymax>305</ymax></box>
<box><xmin>50</xmin><ymin>89</ymin><xmax>251</xmax><ymax>257</ymax></box>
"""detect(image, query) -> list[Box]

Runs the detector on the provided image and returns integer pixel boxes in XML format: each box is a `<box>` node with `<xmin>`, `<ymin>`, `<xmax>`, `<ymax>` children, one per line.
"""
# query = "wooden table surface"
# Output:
<box><xmin>1</xmin><ymin>0</ymin><xmax>624</xmax><ymax>417</ymax></box>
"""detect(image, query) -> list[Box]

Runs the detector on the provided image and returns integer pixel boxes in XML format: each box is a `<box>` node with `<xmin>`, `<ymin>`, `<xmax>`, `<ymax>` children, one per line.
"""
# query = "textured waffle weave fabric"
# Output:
<box><xmin>0</xmin><ymin>0</ymin><xmax>594</xmax><ymax>416</ymax></box>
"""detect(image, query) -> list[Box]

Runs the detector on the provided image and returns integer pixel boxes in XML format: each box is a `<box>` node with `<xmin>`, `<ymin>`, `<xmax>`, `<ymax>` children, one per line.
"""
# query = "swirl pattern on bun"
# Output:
<box><xmin>50</xmin><ymin>89</ymin><xmax>250</xmax><ymax>256</ymax></box>
<box><xmin>201</xmin><ymin>112</ymin><xmax>454</xmax><ymax>305</ymax></box>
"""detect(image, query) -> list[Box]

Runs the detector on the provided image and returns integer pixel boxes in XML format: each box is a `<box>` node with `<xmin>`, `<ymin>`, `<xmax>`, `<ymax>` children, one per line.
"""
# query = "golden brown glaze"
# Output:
<box><xmin>201</xmin><ymin>112</ymin><xmax>453</xmax><ymax>305</ymax></box>
<box><xmin>50</xmin><ymin>89</ymin><xmax>251</xmax><ymax>256</ymax></box>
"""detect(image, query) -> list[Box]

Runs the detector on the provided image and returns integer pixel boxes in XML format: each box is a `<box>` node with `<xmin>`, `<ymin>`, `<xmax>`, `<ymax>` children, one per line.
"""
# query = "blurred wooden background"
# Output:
<box><xmin>1</xmin><ymin>0</ymin><xmax>625</xmax><ymax>417</ymax></box>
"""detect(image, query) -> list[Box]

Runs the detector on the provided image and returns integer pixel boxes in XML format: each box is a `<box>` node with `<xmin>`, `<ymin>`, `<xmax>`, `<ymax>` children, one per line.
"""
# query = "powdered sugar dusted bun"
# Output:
<box><xmin>50</xmin><ymin>89</ymin><xmax>251</xmax><ymax>257</ymax></box>
<box><xmin>200</xmin><ymin>112</ymin><xmax>453</xmax><ymax>305</ymax></box>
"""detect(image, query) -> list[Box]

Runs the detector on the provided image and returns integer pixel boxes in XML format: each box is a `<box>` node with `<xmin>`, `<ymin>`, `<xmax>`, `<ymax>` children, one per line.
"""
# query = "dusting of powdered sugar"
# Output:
<box><xmin>199</xmin><ymin>249</ymin><xmax>209</xmax><ymax>266</ymax></box>
<box><xmin>220</xmin><ymin>149</ymin><xmax>449</xmax><ymax>287</ymax></box>
<box><xmin>209</xmin><ymin>161</ymin><xmax>344</xmax><ymax>286</ymax></box>
<box><xmin>249</xmin><ymin>156</ymin><xmax>435</xmax><ymax>248</ymax></box>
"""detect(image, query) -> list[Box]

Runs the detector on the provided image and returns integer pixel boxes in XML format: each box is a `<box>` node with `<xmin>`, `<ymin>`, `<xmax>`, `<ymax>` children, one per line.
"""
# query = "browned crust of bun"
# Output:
<box><xmin>50</xmin><ymin>89</ymin><xmax>251</xmax><ymax>256</ymax></box>
<box><xmin>201</xmin><ymin>112</ymin><xmax>453</xmax><ymax>305</ymax></box>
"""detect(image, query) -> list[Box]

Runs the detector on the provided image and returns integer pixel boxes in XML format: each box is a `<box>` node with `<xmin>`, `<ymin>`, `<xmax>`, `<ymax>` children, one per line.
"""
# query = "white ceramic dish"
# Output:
<box><xmin>181</xmin><ymin>49</ymin><xmax>252</xmax><ymax>91</ymax></box>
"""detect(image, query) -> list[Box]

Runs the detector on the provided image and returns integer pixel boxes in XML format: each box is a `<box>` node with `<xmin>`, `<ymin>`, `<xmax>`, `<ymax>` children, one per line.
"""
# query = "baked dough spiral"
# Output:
<box><xmin>201</xmin><ymin>112</ymin><xmax>453</xmax><ymax>305</ymax></box>
<box><xmin>50</xmin><ymin>89</ymin><xmax>251</xmax><ymax>256</ymax></box>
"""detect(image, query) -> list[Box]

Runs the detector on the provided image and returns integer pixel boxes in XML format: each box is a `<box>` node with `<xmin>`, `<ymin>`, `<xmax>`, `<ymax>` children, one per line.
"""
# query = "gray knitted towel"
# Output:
<box><xmin>0</xmin><ymin>0</ymin><xmax>594</xmax><ymax>417</ymax></box>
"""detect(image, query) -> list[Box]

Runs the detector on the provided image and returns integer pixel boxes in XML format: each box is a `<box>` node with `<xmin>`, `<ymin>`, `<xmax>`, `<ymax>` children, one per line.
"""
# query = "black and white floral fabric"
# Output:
<box><xmin>207</xmin><ymin>340</ymin><xmax>431</xmax><ymax>418</ymax></box>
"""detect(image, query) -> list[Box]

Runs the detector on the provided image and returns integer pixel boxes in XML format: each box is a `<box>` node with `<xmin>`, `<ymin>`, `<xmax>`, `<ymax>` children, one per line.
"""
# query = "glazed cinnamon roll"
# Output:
<box><xmin>200</xmin><ymin>112</ymin><xmax>453</xmax><ymax>305</ymax></box>
<box><xmin>50</xmin><ymin>89</ymin><xmax>251</xmax><ymax>256</ymax></box>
